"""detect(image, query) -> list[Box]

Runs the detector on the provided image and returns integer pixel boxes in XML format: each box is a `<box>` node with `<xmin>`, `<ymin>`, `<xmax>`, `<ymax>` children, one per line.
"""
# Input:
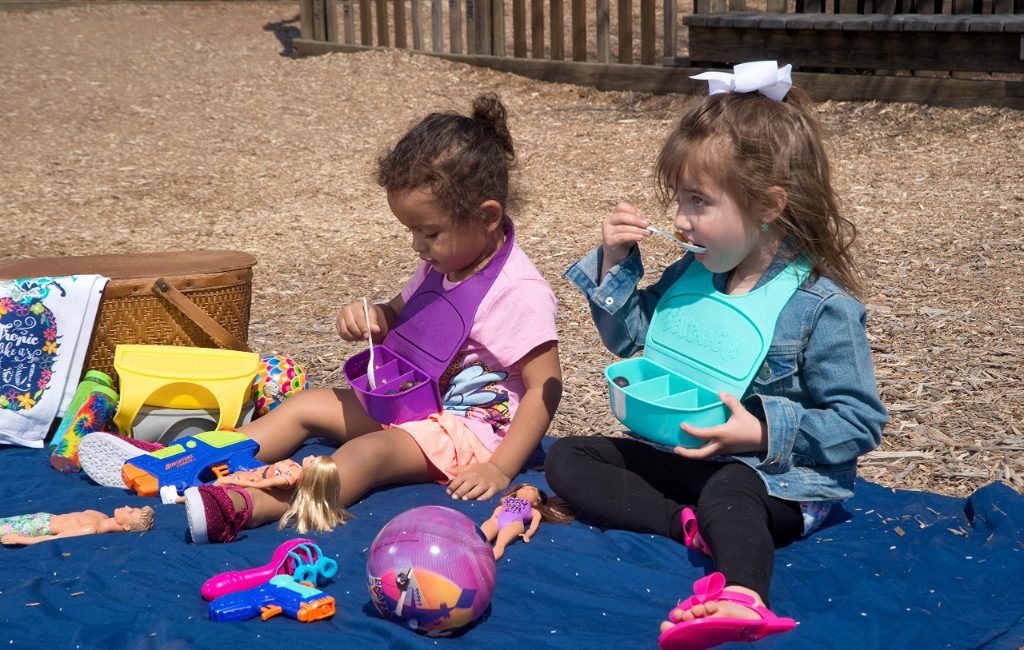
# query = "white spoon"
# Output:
<box><xmin>362</xmin><ymin>298</ymin><xmax>377</xmax><ymax>391</ymax></box>
<box><xmin>647</xmin><ymin>227</ymin><xmax>707</xmax><ymax>253</ymax></box>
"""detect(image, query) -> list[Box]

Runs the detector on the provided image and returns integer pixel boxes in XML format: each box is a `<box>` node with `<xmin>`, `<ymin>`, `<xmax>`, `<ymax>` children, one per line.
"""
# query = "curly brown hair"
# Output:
<box><xmin>655</xmin><ymin>87</ymin><xmax>863</xmax><ymax>298</ymax></box>
<box><xmin>376</xmin><ymin>93</ymin><xmax>520</xmax><ymax>229</ymax></box>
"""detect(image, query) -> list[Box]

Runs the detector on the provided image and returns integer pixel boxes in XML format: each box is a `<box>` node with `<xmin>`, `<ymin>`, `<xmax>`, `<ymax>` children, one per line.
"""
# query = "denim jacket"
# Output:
<box><xmin>563</xmin><ymin>242</ymin><xmax>888</xmax><ymax>502</ymax></box>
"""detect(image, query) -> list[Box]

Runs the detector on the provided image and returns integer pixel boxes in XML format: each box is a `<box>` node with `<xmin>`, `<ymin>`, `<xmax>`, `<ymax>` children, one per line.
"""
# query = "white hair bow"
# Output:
<box><xmin>690</xmin><ymin>61</ymin><xmax>793</xmax><ymax>101</ymax></box>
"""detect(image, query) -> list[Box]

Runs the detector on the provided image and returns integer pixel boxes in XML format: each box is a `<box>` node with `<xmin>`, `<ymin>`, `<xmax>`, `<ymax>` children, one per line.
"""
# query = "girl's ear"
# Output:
<box><xmin>760</xmin><ymin>187</ymin><xmax>788</xmax><ymax>225</ymax></box>
<box><xmin>478</xmin><ymin>200</ymin><xmax>504</xmax><ymax>233</ymax></box>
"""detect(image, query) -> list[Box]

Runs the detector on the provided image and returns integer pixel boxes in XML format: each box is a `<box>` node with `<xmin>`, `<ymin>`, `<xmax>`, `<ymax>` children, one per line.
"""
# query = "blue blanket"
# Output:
<box><xmin>1</xmin><ymin>438</ymin><xmax>1023</xmax><ymax>650</ymax></box>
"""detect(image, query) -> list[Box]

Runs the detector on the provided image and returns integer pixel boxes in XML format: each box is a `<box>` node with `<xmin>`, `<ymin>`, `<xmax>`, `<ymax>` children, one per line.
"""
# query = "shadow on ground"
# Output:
<box><xmin>264</xmin><ymin>14</ymin><xmax>299</xmax><ymax>57</ymax></box>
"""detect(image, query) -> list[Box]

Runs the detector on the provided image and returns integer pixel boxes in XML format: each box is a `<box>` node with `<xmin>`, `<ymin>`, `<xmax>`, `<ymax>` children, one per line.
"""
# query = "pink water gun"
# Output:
<box><xmin>202</xmin><ymin>538</ymin><xmax>337</xmax><ymax>601</ymax></box>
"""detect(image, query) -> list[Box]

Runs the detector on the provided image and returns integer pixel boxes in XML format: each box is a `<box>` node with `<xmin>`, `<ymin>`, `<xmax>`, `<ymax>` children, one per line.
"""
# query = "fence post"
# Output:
<box><xmin>597</xmin><ymin>0</ymin><xmax>610</xmax><ymax>61</ymax></box>
<box><xmin>360</xmin><ymin>0</ymin><xmax>373</xmax><ymax>44</ymax></box>
<box><xmin>572</xmin><ymin>0</ymin><xmax>587</xmax><ymax>60</ymax></box>
<box><xmin>513</xmin><ymin>0</ymin><xmax>528</xmax><ymax>56</ymax></box>
<box><xmin>531</xmin><ymin>0</ymin><xmax>545</xmax><ymax>57</ymax></box>
<box><xmin>766</xmin><ymin>0</ymin><xmax>787</xmax><ymax>11</ymax></box>
<box><xmin>551</xmin><ymin>0</ymin><xmax>564</xmax><ymax>59</ymax></box>
<box><xmin>493</xmin><ymin>0</ymin><xmax>507</xmax><ymax>56</ymax></box>
<box><xmin>432</xmin><ymin>0</ymin><xmax>443</xmax><ymax>50</ymax></box>
<box><xmin>641</xmin><ymin>0</ymin><xmax>655</xmax><ymax>64</ymax></box>
<box><xmin>618</xmin><ymin>0</ymin><xmax>632</xmax><ymax>63</ymax></box>
<box><xmin>663</xmin><ymin>0</ymin><xmax>676</xmax><ymax>59</ymax></box>
<box><xmin>467</xmin><ymin>0</ymin><xmax>476</xmax><ymax>53</ymax></box>
<box><xmin>412</xmin><ymin>0</ymin><xmax>425</xmax><ymax>49</ymax></box>
<box><xmin>475</xmin><ymin>0</ymin><xmax>492</xmax><ymax>53</ymax></box>
<box><xmin>376</xmin><ymin>0</ymin><xmax>389</xmax><ymax>45</ymax></box>
<box><xmin>300</xmin><ymin>0</ymin><xmax>315</xmax><ymax>39</ymax></box>
<box><xmin>451</xmin><ymin>0</ymin><xmax>464</xmax><ymax>53</ymax></box>
<box><xmin>313</xmin><ymin>0</ymin><xmax>327</xmax><ymax>41</ymax></box>
<box><xmin>343</xmin><ymin>0</ymin><xmax>355</xmax><ymax>43</ymax></box>
<box><xmin>395</xmin><ymin>0</ymin><xmax>407</xmax><ymax>47</ymax></box>
<box><xmin>326</xmin><ymin>0</ymin><xmax>339</xmax><ymax>42</ymax></box>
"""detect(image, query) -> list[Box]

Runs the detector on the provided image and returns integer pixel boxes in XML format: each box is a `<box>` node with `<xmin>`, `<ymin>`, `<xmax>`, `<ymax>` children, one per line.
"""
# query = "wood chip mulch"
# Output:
<box><xmin>1</xmin><ymin>3</ymin><xmax>1022</xmax><ymax>499</ymax></box>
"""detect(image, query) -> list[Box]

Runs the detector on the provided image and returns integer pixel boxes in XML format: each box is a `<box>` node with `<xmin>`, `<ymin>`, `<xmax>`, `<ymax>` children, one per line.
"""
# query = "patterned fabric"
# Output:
<box><xmin>0</xmin><ymin>512</ymin><xmax>51</xmax><ymax>537</ymax></box>
<box><xmin>496</xmin><ymin>497</ymin><xmax>533</xmax><ymax>530</ymax></box>
<box><xmin>799</xmin><ymin>499</ymin><xmax>839</xmax><ymax>535</ymax></box>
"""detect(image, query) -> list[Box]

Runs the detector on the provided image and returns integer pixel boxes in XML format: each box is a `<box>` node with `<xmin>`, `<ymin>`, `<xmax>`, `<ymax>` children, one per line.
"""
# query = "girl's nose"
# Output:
<box><xmin>410</xmin><ymin>233</ymin><xmax>428</xmax><ymax>253</ymax></box>
<box><xmin>674</xmin><ymin>209</ymin><xmax>694</xmax><ymax>233</ymax></box>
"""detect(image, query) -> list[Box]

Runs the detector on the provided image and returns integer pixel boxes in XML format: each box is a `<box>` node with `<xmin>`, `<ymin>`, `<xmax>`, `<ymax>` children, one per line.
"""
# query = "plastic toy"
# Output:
<box><xmin>1</xmin><ymin>506</ymin><xmax>155</xmax><ymax>546</ymax></box>
<box><xmin>251</xmin><ymin>355</ymin><xmax>309</xmax><ymax>417</ymax></box>
<box><xmin>111</xmin><ymin>344</ymin><xmax>259</xmax><ymax>437</ymax></box>
<box><xmin>120</xmin><ymin>429</ymin><xmax>263</xmax><ymax>497</ymax></box>
<box><xmin>343</xmin><ymin>220</ymin><xmax>515</xmax><ymax>427</ymax></box>
<box><xmin>605</xmin><ymin>259</ymin><xmax>809</xmax><ymax>448</ymax></box>
<box><xmin>48</xmin><ymin>370</ymin><xmax>113</xmax><ymax>451</ymax></box>
<box><xmin>207</xmin><ymin>574</ymin><xmax>335</xmax><ymax>623</ymax></box>
<box><xmin>50</xmin><ymin>383</ymin><xmax>119</xmax><ymax>473</ymax></box>
<box><xmin>202</xmin><ymin>538</ymin><xmax>337</xmax><ymax>601</ymax></box>
<box><xmin>129</xmin><ymin>401</ymin><xmax>256</xmax><ymax>445</ymax></box>
<box><xmin>480</xmin><ymin>484</ymin><xmax>574</xmax><ymax>560</ymax></box>
<box><xmin>367</xmin><ymin>506</ymin><xmax>496</xmax><ymax>636</ymax></box>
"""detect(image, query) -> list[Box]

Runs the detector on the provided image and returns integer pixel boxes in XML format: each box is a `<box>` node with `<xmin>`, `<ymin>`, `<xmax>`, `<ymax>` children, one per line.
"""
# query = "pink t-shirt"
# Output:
<box><xmin>399</xmin><ymin>242</ymin><xmax>558</xmax><ymax>452</ymax></box>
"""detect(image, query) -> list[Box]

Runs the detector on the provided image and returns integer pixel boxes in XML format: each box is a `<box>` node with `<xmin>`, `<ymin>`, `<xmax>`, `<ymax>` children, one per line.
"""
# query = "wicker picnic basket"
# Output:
<box><xmin>0</xmin><ymin>251</ymin><xmax>257</xmax><ymax>387</ymax></box>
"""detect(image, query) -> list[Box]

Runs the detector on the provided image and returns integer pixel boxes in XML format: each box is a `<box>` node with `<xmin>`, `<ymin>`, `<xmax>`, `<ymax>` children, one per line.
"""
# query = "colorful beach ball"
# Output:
<box><xmin>366</xmin><ymin>506</ymin><xmax>497</xmax><ymax>636</ymax></box>
<box><xmin>251</xmin><ymin>355</ymin><xmax>309</xmax><ymax>417</ymax></box>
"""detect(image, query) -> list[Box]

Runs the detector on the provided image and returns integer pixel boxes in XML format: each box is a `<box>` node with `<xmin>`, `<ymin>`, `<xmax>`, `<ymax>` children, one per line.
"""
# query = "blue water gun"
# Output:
<box><xmin>208</xmin><ymin>575</ymin><xmax>336</xmax><ymax>623</ymax></box>
<box><xmin>121</xmin><ymin>429</ymin><xmax>264</xmax><ymax>497</ymax></box>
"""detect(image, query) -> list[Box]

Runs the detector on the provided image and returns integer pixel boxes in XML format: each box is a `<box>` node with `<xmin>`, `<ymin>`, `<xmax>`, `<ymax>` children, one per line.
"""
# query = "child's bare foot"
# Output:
<box><xmin>659</xmin><ymin>586</ymin><xmax>763</xmax><ymax>633</ymax></box>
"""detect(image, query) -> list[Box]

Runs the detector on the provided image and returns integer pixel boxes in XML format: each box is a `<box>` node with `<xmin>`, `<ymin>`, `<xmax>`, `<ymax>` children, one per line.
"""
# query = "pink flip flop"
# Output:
<box><xmin>682</xmin><ymin>508</ymin><xmax>713</xmax><ymax>559</ymax></box>
<box><xmin>658</xmin><ymin>573</ymin><xmax>796</xmax><ymax>650</ymax></box>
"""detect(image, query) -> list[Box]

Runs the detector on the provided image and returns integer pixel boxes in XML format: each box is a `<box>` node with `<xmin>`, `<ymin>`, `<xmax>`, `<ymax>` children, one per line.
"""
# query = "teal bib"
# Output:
<box><xmin>605</xmin><ymin>259</ymin><xmax>809</xmax><ymax>448</ymax></box>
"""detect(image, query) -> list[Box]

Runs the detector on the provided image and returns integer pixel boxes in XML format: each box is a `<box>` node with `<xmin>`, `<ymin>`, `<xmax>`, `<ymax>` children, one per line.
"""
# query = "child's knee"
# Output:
<box><xmin>544</xmin><ymin>436</ymin><xmax>594</xmax><ymax>494</ymax></box>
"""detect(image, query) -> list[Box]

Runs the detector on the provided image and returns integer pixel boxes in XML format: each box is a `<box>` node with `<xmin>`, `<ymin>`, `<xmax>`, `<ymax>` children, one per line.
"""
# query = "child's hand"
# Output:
<box><xmin>673</xmin><ymin>393</ymin><xmax>769</xmax><ymax>459</ymax></box>
<box><xmin>445</xmin><ymin>462</ymin><xmax>511</xmax><ymax>501</ymax></box>
<box><xmin>601</xmin><ymin>202</ymin><xmax>651</xmax><ymax>277</ymax></box>
<box><xmin>335</xmin><ymin>300</ymin><xmax>389</xmax><ymax>343</ymax></box>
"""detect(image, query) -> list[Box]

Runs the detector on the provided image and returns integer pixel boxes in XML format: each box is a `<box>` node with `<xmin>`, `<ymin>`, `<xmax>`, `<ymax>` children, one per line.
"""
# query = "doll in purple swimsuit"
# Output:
<box><xmin>480</xmin><ymin>484</ymin><xmax>574</xmax><ymax>560</ymax></box>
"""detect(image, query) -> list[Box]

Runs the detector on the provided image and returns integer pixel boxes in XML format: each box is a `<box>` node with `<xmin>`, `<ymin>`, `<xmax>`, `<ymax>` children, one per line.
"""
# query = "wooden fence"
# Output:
<box><xmin>294</xmin><ymin>0</ymin><xmax>1024</xmax><ymax>108</ymax></box>
<box><xmin>299</xmin><ymin>0</ymin><xmax>679</xmax><ymax>64</ymax></box>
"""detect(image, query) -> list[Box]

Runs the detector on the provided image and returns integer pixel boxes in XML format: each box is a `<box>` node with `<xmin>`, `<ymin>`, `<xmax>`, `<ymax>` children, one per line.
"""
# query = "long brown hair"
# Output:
<box><xmin>655</xmin><ymin>87</ymin><xmax>863</xmax><ymax>298</ymax></box>
<box><xmin>502</xmin><ymin>483</ymin><xmax>574</xmax><ymax>525</ymax></box>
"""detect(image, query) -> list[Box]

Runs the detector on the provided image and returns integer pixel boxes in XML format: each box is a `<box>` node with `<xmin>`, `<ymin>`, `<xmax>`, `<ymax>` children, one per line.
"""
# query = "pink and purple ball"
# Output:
<box><xmin>251</xmin><ymin>355</ymin><xmax>309</xmax><ymax>417</ymax></box>
<box><xmin>366</xmin><ymin>506</ymin><xmax>497</xmax><ymax>636</ymax></box>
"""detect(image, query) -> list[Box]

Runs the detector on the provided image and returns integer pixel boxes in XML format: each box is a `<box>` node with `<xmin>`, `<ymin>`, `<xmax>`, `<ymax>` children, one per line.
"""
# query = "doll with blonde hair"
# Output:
<box><xmin>2</xmin><ymin>506</ymin><xmax>155</xmax><ymax>546</ymax></box>
<box><xmin>278</xmin><ymin>455</ymin><xmax>352</xmax><ymax>534</ymax></box>
<box><xmin>175</xmin><ymin>455</ymin><xmax>351</xmax><ymax>534</ymax></box>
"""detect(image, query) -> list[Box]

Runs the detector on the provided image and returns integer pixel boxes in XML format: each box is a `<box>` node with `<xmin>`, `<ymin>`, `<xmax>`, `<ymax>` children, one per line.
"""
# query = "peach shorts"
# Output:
<box><xmin>389</xmin><ymin>411</ymin><xmax>494</xmax><ymax>484</ymax></box>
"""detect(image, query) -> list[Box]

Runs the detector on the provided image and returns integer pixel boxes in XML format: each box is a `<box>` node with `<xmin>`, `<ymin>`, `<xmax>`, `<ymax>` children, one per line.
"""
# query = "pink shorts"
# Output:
<box><xmin>390</xmin><ymin>411</ymin><xmax>494</xmax><ymax>484</ymax></box>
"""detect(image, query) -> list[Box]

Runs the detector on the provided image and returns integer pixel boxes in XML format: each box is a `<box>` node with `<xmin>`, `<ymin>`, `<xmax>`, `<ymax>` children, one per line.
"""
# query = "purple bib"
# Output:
<box><xmin>343</xmin><ymin>219</ymin><xmax>515</xmax><ymax>426</ymax></box>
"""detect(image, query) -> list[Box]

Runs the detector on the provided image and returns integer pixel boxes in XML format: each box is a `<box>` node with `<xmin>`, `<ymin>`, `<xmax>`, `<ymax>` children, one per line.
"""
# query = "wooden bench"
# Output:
<box><xmin>682</xmin><ymin>12</ymin><xmax>1024</xmax><ymax>73</ymax></box>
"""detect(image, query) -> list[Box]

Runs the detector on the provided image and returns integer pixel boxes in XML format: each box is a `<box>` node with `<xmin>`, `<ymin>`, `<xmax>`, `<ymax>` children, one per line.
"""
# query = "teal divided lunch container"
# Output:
<box><xmin>605</xmin><ymin>259</ymin><xmax>809</xmax><ymax>448</ymax></box>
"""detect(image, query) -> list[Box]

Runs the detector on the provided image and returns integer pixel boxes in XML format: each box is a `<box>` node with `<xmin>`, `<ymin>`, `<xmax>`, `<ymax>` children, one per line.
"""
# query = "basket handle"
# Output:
<box><xmin>153</xmin><ymin>278</ymin><xmax>251</xmax><ymax>352</ymax></box>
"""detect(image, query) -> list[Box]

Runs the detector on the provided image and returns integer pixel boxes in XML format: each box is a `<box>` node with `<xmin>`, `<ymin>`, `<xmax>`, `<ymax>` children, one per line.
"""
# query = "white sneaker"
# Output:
<box><xmin>78</xmin><ymin>432</ymin><xmax>161</xmax><ymax>488</ymax></box>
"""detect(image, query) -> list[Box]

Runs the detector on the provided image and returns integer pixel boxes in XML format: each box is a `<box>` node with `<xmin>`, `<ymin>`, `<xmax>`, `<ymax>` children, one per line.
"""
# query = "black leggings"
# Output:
<box><xmin>545</xmin><ymin>436</ymin><xmax>804</xmax><ymax>605</ymax></box>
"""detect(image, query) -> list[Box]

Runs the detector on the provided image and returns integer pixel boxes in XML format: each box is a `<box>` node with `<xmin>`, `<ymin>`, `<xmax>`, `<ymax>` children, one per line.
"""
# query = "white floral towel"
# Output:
<box><xmin>0</xmin><ymin>275</ymin><xmax>108</xmax><ymax>447</ymax></box>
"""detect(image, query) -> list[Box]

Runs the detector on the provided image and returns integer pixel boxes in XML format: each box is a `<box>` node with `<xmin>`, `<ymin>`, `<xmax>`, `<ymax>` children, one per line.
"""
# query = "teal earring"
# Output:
<box><xmin>761</xmin><ymin>222</ymin><xmax>770</xmax><ymax>231</ymax></box>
